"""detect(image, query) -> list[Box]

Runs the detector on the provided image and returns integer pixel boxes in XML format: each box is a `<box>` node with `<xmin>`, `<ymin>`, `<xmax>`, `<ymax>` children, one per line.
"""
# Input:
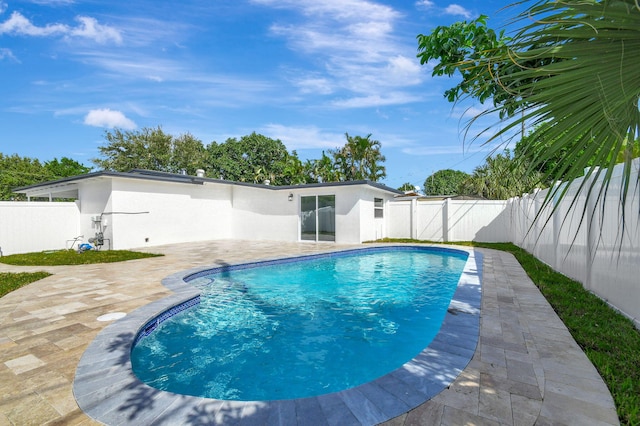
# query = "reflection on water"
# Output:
<box><xmin>132</xmin><ymin>248</ymin><xmax>467</xmax><ymax>401</ymax></box>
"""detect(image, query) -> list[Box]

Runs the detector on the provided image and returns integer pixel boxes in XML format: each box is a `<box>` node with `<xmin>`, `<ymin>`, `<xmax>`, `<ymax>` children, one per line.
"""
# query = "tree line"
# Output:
<box><xmin>0</xmin><ymin>155</ymin><xmax>91</xmax><ymax>200</ymax></box>
<box><xmin>414</xmin><ymin>124</ymin><xmax>639</xmax><ymax>200</ymax></box>
<box><xmin>0</xmin><ymin>128</ymin><xmax>386</xmax><ymax>200</ymax></box>
<box><xmin>93</xmin><ymin>127</ymin><xmax>386</xmax><ymax>185</ymax></box>
<box><xmin>5</xmin><ymin>122</ymin><xmax>627</xmax><ymax>202</ymax></box>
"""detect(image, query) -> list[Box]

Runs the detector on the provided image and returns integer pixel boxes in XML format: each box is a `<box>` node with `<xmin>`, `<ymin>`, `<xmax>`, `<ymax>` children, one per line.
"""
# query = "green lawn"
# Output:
<box><xmin>0</xmin><ymin>272</ymin><xmax>52</xmax><ymax>298</ymax></box>
<box><xmin>0</xmin><ymin>249</ymin><xmax>162</xmax><ymax>298</ymax></box>
<box><xmin>0</xmin><ymin>249</ymin><xmax>162</xmax><ymax>266</ymax></box>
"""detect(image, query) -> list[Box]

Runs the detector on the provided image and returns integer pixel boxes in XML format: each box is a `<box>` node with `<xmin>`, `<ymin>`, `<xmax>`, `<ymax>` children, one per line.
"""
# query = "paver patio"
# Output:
<box><xmin>0</xmin><ymin>241</ymin><xmax>619</xmax><ymax>425</ymax></box>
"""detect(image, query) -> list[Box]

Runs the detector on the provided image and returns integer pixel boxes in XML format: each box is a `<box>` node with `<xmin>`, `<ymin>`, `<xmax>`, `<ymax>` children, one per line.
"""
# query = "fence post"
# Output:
<box><xmin>411</xmin><ymin>198</ymin><xmax>418</xmax><ymax>240</ymax></box>
<box><xmin>442</xmin><ymin>198</ymin><xmax>450</xmax><ymax>242</ymax></box>
<box><xmin>585</xmin><ymin>168</ymin><xmax>600</xmax><ymax>291</ymax></box>
<box><xmin>532</xmin><ymin>188</ymin><xmax>542</xmax><ymax>259</ymax></box>
<box><xmin>552</xmin><ymin>181</ymin><xmax>562</xmax><ymax>271</ymax></box>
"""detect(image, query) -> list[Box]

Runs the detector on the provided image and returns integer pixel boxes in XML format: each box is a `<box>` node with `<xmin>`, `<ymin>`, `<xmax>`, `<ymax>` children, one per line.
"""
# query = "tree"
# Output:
<box><xmin>418</xmin><ymin>0</ymin><xmax>640</xmax><ymax>231</ymax></box>
<box><xmin>417</xmin><ymin>15</ymin><xmax>518</xmax><ymax>119</ymax></box>
<box><xmin>93</xmin><ymin>127</ymin><xmax>207</xmax><ymax>174</ymax></box>
<box><xmin>423</xmin><ymin>169</ymin><xmax>469</xmax><ymax>196</ymax></box>
<box><xmin>0</xmin><ymin>154</ymin><xmax>46</xmax><ymax>200</ymax></box>
<box><xmin>280</xmin><ymin>151</ymin><xmax>311</xmax><ymax>185</ymax></box>
<box><xmin>171</xmin><ymin>133</ymin><xmax>206</xmax><ymax>175</ymax></box>
<box><xmin>459</xmin><ymin>150</ymin><xmax>543</xmax><ymax>199</ymax></box>
<box><xmin>93</xmin><ymin>126</ymin><xmax>173</xmax><ymax>172</ymax></box>
<box><xmin>0</xmin><ymin>154</ymin><xmax>91</xmax><ymax>200</ymax></box>
<box><xmin>331</xmin><ymin>133</ymin><xmax>386</xmax><ymax>181</ymax></box>
<box><xmin>306</xmin><ymin>151</ymin><xmax>342</xmax><ymax>183</ymax></box>
<box><xmin>205</xmin><ymin>132</ymin><xmax>289</xmax><ymax>184</ymax></box>
<box><xmin>515</xmin><ymin>123</ymin><xmax>640</xmax><ymax>185</ymax></box>
<box><xmin>398</xmin><ymin>182</ymin><xmax>416</xmax><ymax>192</ymax></box>
<box><xmin>44</xmin><ymin>157</ymin><xmax>91</xmax><ymax>178</ymax></box>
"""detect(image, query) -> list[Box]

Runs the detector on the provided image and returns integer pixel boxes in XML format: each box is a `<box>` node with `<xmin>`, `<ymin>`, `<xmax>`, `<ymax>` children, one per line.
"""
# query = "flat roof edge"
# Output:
<box><xmin>14</xmin><ymin>169</ymin><xmax>403</xmax><ymax>195</ymax></box>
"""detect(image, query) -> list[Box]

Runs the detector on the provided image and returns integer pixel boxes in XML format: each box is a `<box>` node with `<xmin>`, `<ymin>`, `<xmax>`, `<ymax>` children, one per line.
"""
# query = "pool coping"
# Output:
<box><xmin>72</xmin><ymin>245</ymin><xmax>483</xmax><ymax>425</ymax></box>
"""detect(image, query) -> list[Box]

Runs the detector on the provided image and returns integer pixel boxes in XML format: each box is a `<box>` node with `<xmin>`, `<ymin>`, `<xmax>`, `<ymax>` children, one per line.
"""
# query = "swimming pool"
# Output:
<box><xmin>73</xmin><ymin>245</ymin><xmax>482</xmax><ymax>425</ymax></box>
<box><xmin>131</xmin><ymin>246</ymin><xmax>468</xmax><ymax>400</ymax></box>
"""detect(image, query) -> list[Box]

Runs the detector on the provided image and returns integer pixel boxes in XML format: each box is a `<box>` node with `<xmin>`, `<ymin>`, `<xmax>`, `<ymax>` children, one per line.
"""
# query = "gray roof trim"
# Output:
<box><xmin>14</xmin><ymin>169</ymin><xmax>403</xmax><ymax>195</ymax></box>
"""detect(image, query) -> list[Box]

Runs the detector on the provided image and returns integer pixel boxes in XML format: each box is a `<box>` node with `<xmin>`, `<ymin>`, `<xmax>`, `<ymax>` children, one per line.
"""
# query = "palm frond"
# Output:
<box><xmin>472</xmin><ymin>0</ymin><xmax>640</xmax><ymax>243</ymax></box>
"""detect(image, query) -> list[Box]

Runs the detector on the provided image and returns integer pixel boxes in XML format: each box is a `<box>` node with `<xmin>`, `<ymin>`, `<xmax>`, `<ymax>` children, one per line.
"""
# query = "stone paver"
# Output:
<box><xmin>386</xmin><ymin>249</ymin><xmax>618</xmax><ymax>426</ymax></box>
<box><xmin>0</xmin><ymin>241</ymin><xmax>619</xmax><ymax>425</ymax></box>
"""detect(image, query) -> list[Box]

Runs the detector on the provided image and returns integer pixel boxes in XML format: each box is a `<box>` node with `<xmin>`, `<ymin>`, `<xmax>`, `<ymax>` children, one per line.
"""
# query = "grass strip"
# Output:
<box><xmin>374</xmin><ymin>239</ymin><xmax>640</xmax><ymax>425</ymax></box>
<box><xmin>0</xmin><ymin>272</ymin><xmax>51</xmax><ymax>298</ymax></box>
<box><xmin>0</xmin><ymin>249</ymin><xmax>162</xmax><ymax>266</ymax></box>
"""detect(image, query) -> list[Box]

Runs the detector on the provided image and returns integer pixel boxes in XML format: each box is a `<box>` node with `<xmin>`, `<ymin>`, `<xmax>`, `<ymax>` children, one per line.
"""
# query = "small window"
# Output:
<box><xmin>374</xmin><ymin>198</ymin><xmax>384</xmax><ymax>218</ymax></box>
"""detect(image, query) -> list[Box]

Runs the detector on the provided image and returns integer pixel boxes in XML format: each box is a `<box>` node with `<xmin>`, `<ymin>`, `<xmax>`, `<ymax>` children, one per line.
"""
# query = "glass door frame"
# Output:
<box><xmin>300</xmin><ymin>194</ymin><xmax>335</xmax><ymax>242</ymax></box>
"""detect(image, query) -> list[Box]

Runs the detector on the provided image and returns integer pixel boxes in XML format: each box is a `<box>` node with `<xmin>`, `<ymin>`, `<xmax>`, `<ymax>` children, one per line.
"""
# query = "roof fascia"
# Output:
<box><xmin>14</xmin><ymin>169</ymin><xmax>403</xmax><ymax>196</ymax></box>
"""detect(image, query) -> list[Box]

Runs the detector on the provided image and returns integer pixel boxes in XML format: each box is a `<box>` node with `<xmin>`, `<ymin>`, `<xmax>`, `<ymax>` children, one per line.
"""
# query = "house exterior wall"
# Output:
<box><xmin>106</xmin><ymin>179</ymin><xmax>233</xmax><ymax>249</ymax></box>
<box><xmin>229</xmin><ymin>184</ymin><xmax>396</xmax><ymax>244</ymax></box>
<box><xmin>356</xmin><ymin>187</ymin><xmax>395</xmax><ymax>242</ymax></box>
<box><xmin>77</xmin><ymin>178</ymin><xmax>113</xmax><ymax>247</ymax></box>
<box><xmin>334</xmin><ymin>187</ymin><xmax>361</xmax><ymax>244</ymax></box>
<box><xmin>0</xmin><ymin>201</ymin><xmax>80</xmax><ymax>255</ymax></box>
<box><xmin>230</xmin><ymin>185</ymin><xmax>299</xmax><ymax>242</ymax></box>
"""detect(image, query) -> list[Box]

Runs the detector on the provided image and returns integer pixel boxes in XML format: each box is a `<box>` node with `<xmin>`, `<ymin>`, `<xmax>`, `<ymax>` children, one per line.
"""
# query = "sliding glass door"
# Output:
<box><xmin>317</xmin><ymin>195</ymin><xmax>336</xmax><ymax>241</ymax></box>
<box><xmin>301</xmin><ymin>196</ymin><xmax>317</xmax><ymax>241</ymax></box>
<box><xmin>300</xmin><ymin>195</ymin><xmax>335</xmax><ymax>242</ymax></box>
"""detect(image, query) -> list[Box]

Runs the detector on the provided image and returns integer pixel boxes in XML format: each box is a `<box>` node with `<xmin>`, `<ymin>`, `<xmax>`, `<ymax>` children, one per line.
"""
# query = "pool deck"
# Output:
<box><xmin>0</xmin><ymin>241</ymin><xmax>619</xmax><ymax>425</ymax></box>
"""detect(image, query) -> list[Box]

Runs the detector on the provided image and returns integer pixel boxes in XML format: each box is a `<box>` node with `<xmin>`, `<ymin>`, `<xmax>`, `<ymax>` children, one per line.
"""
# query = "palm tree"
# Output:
<box><xmin>279</xmin><ymin>151</ymin><xmax>309</xmax><ymax>185</ymax></box>
<box><xmin>314</xmin><ymin>151</ymin><xmax>342</xmax><ymax>183</ymax></box>
<box><xmin>479</xmin><ymin>0</ymin><xmax>639</xmax><ymax>217</ymax></box>
<box><xmin>460</xmin><ymin>150</ymin><xmax>544</xmax><ymax>199</ymax></box>
<box><xmin>331</xmin><ymin>133</ymin><xmax>386</xmax><ymax>181</ymax></box>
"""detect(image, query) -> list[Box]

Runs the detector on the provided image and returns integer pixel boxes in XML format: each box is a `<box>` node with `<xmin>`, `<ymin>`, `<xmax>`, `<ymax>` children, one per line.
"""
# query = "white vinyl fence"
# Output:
<box><xmin>387</xmin><ymin>198</ymin><xmax>510</xmax><ymax>242</ymax></box>
<box><xmin>509</xmin><ymin>159</ymin><xmax>640</xmax><ymax>328</ymax></box>
<box><xmin>0</xmin><ymin>201</ymin><xmax>80</xmax><ymax>256</ymax></box>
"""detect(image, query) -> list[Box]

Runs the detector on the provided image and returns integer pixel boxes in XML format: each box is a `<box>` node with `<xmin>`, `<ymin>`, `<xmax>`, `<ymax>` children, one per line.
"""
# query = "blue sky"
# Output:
<box><xmin>1</xmin><ymin>0</ymin><xmax>518</xmax><ymax>189</ymax></box>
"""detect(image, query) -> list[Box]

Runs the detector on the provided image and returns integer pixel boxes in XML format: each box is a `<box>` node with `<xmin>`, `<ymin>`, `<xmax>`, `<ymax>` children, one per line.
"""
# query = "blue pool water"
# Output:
<box><xmin>131</xmin><ymin>247</ymin><xmax>468</xmax><ymax>401</ymax></box>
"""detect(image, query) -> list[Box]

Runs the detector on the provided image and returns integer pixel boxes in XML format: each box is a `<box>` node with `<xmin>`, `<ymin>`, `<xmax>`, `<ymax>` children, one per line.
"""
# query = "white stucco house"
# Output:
<box><xmin>13</xmin><ymin>169</ymin><xmax>403</xmax><ymax>250</ymax></box>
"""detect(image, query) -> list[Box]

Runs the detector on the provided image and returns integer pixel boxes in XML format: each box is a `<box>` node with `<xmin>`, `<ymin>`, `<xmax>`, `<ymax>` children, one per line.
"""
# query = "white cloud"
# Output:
<box><xmin>29</xmin><ymin>0</ymin><xmax>75</xmax><ymax>6</ymax></box>
<box><xmin>415</xmin><ymin>0</ymin><xmax>435</xmax><ymax>10</ymax></box>
<box><xmin>444</xmin><ymin>4</ymin><xmax>472</xmax><ymax>19</ymax></box>
<box><xmin>385</xmin><ymin>55</ymin><xmax>423</xmax><ymax>86</ymax></box>
<box><xmin>415</xmin><ymin>2</ymin><xmax>473</xmax><ymax>19</ymax></box>
<box><xmin>0</xmin><ymin>11</ymin><xmax>121</xmax><ymax>44</ymax></box>
<box><xmin>0</xmin><ymin>11</ymin><xmax>68</xmax><ymax>36</ymax></box>
<box><xmin>401</xmin><ymin>143</ymin><xmax>488</xmax><ymax>156</ymax></box>
<box><xmin>71</xmin><ymin>51</ymin><xmax>183</xmax><ymax>81</ymax></box>
<box><xmin>0</xmin><ymin>47</ymin><xmax>18</xmax><ymax>62</ymax></box>
<box><xmin>252</xmin><ymin>0</ymin><xmax>399</xmax><ymax>22</ymax></box>
<box><xmin>331</xmin><ymin>92</ymin><xmax>422</xmax><ymax>108</ymax></box>
<box><xmin>261</xmin><ymin>124</ymin><xmax>344</xmax><ymax>150</ymax></box>
<box><xmin>294</xmin><ymin>76</ymin><xmax>334</xmax><ymax>95</ymax></box>
<box><xmin>28</xmin><ymin>0</ymin><xmax>75</xmax><ymax>4</ymax></box>
<box><xmin>69</xmin><ymin>16</ymin><xmax>122</xmax><ymax>44</ymax></box>
<box><xmin>84</xmin><ymin>109</ymin><xmax>136</xmax><ymax>129</ymax></box>
<box><xmin>451</xmin><ymin>105</ymin><xmax>488</xmax><ymax>119</ymax></box>
<box><xmin>0</xmin><ymin>2</ymin><xmax>7</xmax><ymax>14</ymax></box>
<box><xmin>253</xmin><ymin>0</ymin><xmax>426</xmax><ymax>106</ymax></box>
